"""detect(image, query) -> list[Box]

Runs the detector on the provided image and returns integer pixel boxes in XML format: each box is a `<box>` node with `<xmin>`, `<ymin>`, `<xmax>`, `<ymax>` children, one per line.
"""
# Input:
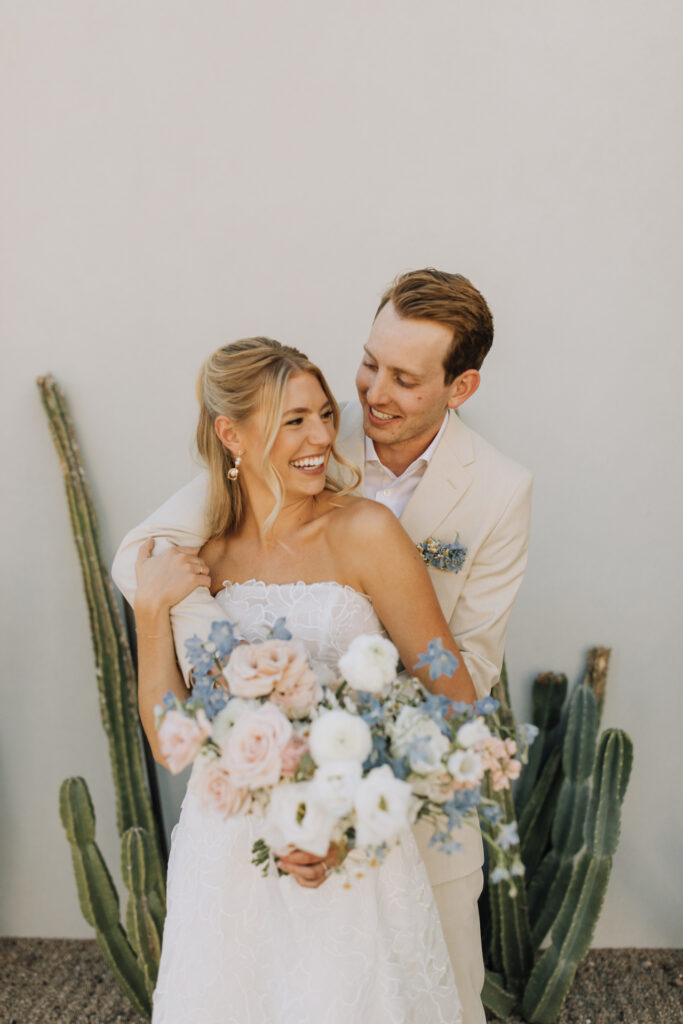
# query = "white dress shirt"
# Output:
<box><xmin>363</xmin><ymin>413</ymin><xmax>449</xmax><ymax>518</ymax></box>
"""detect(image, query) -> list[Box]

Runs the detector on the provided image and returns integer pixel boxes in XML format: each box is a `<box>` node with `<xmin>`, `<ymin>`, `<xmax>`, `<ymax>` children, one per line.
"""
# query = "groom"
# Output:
<box><xmin>112</xmin><ymin>268</ymin><xmax>532</xmax><ymax>1024</ymax></box>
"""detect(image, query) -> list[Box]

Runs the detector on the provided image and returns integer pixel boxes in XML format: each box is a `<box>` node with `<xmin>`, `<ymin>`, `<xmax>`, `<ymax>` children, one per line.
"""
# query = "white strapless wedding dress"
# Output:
<box><xmin>152</xmin><ymin>581</ymin><xmax>462</xmax><ymax>1024</ymax></box>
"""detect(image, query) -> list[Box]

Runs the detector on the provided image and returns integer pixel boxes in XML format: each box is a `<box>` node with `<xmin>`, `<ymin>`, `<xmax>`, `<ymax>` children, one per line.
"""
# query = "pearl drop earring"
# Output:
<box><xmin>227</xmin><ymin>453</ymin><xmax>243</xmax><ymax>481</ymax></box>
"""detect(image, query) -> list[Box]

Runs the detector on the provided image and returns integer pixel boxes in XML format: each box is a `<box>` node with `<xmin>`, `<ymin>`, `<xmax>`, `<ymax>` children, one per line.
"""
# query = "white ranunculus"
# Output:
<box><xmin>354</xmin><ymin>765</ymin><xmax>414</xmax><ymax>847</ymax></box>
<box><xmin>389</xmin><ymin>705</ymin><xmax>450</xmax><ymax>775</ymax></box>
<box><xmin>211</xmin><ymin>698</ymin><xmax>260</xmax><ymax>742</ymax></box>
<box><xmin>309</xmin><ymin>760</ymin><xmax>362</xmax><ymax>818</ymax></box>
<box><xmin>263</xmin><ymin>782</ymin><xmax>337</xmax><ymax>857</ymax></box>
<box><xmin>337</xmin><ymin>634</ymin><xmax>399</xmax><ymax>694</ymax></box>
<box><xmin>309</xmin><ymin>709</ymin><xmax>372</xmax><ymax>765</ymax></box>
<box><xmin>456</xmin><ymin>716</ymin><xmax>492</xmax><ymax>749</ymax></box>
<box><xmin>447</xmin><ymin>748</ymin><xmax>485</xmax><ymax>786</ymax></box>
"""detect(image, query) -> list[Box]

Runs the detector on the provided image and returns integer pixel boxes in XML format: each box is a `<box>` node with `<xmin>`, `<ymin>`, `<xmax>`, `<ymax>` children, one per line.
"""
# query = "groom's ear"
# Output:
<box><xmin>446</xmin><ymin>369</ymin><xmax>480</xmax><ymax>411</ymax></box>
<box><xmin>214</xmin><ymin>415</ymin><xmax>243</xmax><ymax>456</ymax></box>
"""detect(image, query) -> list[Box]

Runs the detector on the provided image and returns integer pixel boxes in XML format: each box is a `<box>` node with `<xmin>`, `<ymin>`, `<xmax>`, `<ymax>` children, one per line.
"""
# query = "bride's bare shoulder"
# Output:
<box><xmin>323</xmin><ymin>492</ymin><xmax>401</xmax><ymax>544</ymax></box>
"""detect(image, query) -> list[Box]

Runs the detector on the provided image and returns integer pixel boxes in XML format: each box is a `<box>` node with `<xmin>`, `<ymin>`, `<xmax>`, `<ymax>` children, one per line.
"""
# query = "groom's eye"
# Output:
<box><xmin>396</xmin><ymin>377</ymin><xmax>415</xmax><ymax>388</ymax></box>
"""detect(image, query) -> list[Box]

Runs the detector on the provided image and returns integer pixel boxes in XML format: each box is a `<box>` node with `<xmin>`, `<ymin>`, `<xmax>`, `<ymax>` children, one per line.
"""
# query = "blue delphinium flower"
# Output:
<box><xmin>480</xmin><ymin>804</ymin><xmax>504</xmax><ymax>825</ymax></box>
<box><xmin>364</xmin><ymin>733</ymin><xmax>390</xmax><ymax>771</ymax></box>
<box><xmin>187</xmin><ymin>677</ymin><xmax>228</xmax><ymax>720</ymax></box>
<box><xmin>490</xmin><ymin>865</ymin><xmax>510</xmax><ymax>884</ymax></box>
<box><xmin>517</xmin><ymin>722</ymin><xmax>540</xmax><ymax>746</ymax></box>
<box><xmin>430</xmin><ymin>831</ymin><xmax>464</xmax><ymax>855</ymax></box>
<box><xmin>268</xmin><ymin>617</ymin><xmax>293</xmax><ymax>641</ymax></box>
<box><xmin>389</xmin><ymin>755</ymin><xmax>411</xmax><ymax>781</ymax></box>
<box><xmin>474</xmin><ymin>695</ymin><xmax>500</xmax><ymax>716</ymax></box>
<box><xmin>414</xmin><ymin>638</ymin><xmax>459</xmax><ymax>681</ymax></box>
<box><xmin>184</xmin><ymin>635</ymin><xmax>216</xmax><ymax>679</ymax></box>
<box><xmin>498</xmin><ymin>821</ymin><xmax>520</xmax><ymax>851</ymax></box>
<box><xmin>358</xmin><ymin>697</ymin><xmax>384</xmax><ymax>727</ymax></box>
<box><xmin>208</xmin><ymin>620</ymin><xmax>237</xmax><ymax>660</ymax></box>
<box><xmin>161</xmin><ymin>691</ymin><xmax>177</xmax><ymax>711</ymax></box>
<box><xmin>419</xmin><ymin>690</ymin><xmax>455</xmax><ymax>734</ymax></box>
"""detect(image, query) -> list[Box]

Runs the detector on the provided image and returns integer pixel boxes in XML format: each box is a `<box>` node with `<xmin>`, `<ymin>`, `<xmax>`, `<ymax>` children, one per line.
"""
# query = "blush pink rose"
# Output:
<box><xmin>280</xmin><ymin>734</ymin><xmax>310</xmax><ymax>779</ymax></box>
<box><xmin>225</xmin><ymin>639</ymin><xmax>304</xmax><ymax>699</ymax></box>
<box><xmin>222</xmin><ymin>703</ymin><xmax>293</xmax><ymax>790</ymax></box>
<box><xmin>268</xmin><ymin>644</ymin><xmax>322</xmax><ymax>718</ymax></box>
<box><xmin>158</xmin><ymin>709</ymin><xmax>211</xmax><ymax>774</ymax></box>
<box><xmin>193</xmin><ymin>758</ymin><xmax>248</xmax><ymax>818</ymax></box>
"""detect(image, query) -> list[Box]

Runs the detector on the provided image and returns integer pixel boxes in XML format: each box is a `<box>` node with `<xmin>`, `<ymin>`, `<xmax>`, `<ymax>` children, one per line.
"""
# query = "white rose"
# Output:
<box><xmin>309</xmin><ymin>760</ymin><xmax>362</xmax><ymax>817</ymax></box>
<box><xmin>456</xmin><ymin>716</ymin><xmax>492</xmax><ymax>749</ymax></box>
<box><xmin>263</xmin><ymin>782</ymin><xmax>337</xmax><ymax>857</ymax></box>
<box><xmin>211</xmin><ymin>698</ymin><xmax>260</xmax><ymax>743</ymax></box>
<box><xmin>338</xmin><ymin>634</ymin><xmax>399</xmax><ymax>694</ymax></box>
<box><xmin>354</xmin><ymin>765</ymin><xmax>414</xmax><ymax>847</ymax></box>
<box><xmin>389</xmin><ymin>706</ymin><xmax>450</xmax><ymax>775</ymax></box>
<box><xmin>309</xmin><ymin>709</ymin><xmax>372</xmax><ymax>765</ymax></box>
<box><xmin>447</xmin><ymin>748</ymin><xmax>484</xmax><ymax>787</ymax></box>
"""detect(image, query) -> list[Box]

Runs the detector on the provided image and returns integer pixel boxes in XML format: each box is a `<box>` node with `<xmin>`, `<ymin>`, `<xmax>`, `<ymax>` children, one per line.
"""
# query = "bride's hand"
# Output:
<box><xmin>134</xmin><ymin>538</ymin><xmax>212</xmax><ymax>616</ymax></box>
<box><xmin>276</xmin><ymin>843</ymin><xmax>343</xmax><ymax>889</ymax></box>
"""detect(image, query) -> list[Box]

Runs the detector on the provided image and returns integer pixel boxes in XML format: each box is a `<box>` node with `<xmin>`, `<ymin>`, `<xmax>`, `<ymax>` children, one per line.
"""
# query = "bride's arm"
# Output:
<box><xmin>343</xmin><ymin>502</ymin><xmax>477</xmax><ymax>704</ymax></box>
<box><xmin>133</xmin><ymin>540</ymin><xmax>212</xmax><ymax>765</ymax></box>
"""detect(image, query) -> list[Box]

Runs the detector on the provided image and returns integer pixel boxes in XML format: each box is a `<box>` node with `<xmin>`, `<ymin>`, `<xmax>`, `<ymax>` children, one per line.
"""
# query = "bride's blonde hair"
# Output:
<box><xmin>196</xmin><ymin>337</ymin><xmax>361</xmax><ymax>539</ymax></box>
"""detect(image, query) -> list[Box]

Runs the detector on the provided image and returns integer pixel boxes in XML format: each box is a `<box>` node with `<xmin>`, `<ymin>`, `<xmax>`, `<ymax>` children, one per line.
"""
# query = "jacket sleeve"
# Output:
<box><xmin>449</xmin><ymin>471</ymin><xmax>533</xmax><ymax>699</ymax></box>
<box><xmin>111</xmin><ymin>471</ymin><xmax>222</xmax><ymax>686</ymax></box>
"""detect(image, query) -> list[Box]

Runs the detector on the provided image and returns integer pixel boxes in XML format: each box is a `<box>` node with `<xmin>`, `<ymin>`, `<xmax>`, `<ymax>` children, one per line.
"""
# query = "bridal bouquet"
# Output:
<box><xmin>155</xmin><ymin>620</ymin><xmax>535</xmax><ymax>887</ymax></box>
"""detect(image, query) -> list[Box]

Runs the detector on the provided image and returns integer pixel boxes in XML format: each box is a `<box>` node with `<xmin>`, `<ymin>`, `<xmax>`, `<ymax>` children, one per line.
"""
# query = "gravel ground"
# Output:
<box><xmin>1</xmin><ymin>939</ymin><xmax>681</xmax><ymax>1024</ymax></box>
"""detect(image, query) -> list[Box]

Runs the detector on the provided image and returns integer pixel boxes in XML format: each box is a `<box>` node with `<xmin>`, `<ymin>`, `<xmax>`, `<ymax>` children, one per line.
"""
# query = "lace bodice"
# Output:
<box><xmin>215</xmin><ymin>579</ymin><xmax>385</xmax><ymax>681</ymax></box>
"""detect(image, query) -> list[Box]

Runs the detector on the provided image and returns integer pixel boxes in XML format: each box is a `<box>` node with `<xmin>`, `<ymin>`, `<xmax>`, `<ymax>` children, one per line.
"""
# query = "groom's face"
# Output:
<box><xmin>356</xmin><ymin>302</ymin><xmax>461</xmax><ymax>455</ymax></box>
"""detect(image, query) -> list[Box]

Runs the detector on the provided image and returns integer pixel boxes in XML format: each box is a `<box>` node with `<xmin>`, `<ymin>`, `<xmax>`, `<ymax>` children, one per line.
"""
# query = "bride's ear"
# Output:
<box><xmin>214</xmin><ymin>415</ymin><xmax>243</xmax><ymax>457</ymax></box>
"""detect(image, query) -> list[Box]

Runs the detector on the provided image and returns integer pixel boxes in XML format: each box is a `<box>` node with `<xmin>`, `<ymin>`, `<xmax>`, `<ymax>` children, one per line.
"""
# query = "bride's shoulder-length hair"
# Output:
<box><xmin>196</xmin><ymin>336</ymin><xmax>361</xmax><ymax>540</ymax></box>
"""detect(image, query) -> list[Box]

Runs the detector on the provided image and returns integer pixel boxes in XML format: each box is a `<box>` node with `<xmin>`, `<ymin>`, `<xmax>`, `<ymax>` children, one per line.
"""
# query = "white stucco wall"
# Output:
<box><xmin>2</xmin><ymin>1</ymin><xmax>681</xmax><ymax>945</ymax></box>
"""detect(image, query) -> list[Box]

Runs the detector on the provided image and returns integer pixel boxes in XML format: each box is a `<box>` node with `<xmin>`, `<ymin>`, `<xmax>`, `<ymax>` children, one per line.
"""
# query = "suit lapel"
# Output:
<box><xmin>399</xmin><ymin>412</ymin><xmax>475</xmax><ymax>543</ymax></box>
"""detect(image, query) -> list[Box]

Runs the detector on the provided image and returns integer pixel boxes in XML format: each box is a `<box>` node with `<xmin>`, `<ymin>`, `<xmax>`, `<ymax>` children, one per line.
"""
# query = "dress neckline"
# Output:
<box><xmin>218</xmin><ymin>578</ymin><xmax>372</xmax><ymax>602</ymax></box>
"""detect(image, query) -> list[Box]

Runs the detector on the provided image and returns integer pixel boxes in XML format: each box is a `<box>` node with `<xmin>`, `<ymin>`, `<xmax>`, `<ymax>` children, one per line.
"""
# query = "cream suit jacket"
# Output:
<box><xmin>112</xmin><ymin>402</ymin><xmax>532</xmax><ymax>882</ymax></box>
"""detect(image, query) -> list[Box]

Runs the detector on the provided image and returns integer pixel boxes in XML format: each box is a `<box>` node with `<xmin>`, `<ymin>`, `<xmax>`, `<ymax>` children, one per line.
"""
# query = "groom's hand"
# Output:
<box><xmin>276</xmin><ymin>843</ymin><xmax>342</xmax><ymax>889</ymax></box>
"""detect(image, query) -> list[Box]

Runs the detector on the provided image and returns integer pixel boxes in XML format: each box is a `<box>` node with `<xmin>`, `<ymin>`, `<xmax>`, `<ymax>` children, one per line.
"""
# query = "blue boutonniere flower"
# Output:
<box><xmin>417</xmin><ymin>536</ymin><xmax>467</xmax><ymax>573</ymax></box>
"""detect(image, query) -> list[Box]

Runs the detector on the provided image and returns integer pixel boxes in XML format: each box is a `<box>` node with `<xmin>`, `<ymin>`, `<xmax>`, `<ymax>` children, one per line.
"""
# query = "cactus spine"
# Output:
<box><xmin>480</xmin><ymin>650</ymin><xmax>633</xmax><ymax>1023</ymax></box>
<box><xmin>40</xmin><ymin>375</ymin><xmax>166</xmax><ymax>1019</ymax></box>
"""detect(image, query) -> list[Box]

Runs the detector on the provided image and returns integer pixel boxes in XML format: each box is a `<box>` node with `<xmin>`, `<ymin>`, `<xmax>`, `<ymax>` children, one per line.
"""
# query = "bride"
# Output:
<box><xmin>131</xmin><ymin>337</ymin><xmax>475</xmax><ymax>1024</ymax></box>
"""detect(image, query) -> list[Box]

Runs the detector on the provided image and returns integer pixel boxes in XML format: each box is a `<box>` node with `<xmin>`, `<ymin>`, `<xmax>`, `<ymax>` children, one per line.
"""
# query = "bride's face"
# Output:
<box><xmin>241</xmin><ymin>372</ymin><xmax>336</xmax><ymax>498</ymax></box>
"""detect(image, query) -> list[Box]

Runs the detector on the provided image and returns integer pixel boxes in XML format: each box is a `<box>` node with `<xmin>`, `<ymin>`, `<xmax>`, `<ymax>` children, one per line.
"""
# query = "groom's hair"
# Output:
<box><xmin>375</xmin><ymin>269</ymin><xmax>494</xmax><ymax>384</ymax></box>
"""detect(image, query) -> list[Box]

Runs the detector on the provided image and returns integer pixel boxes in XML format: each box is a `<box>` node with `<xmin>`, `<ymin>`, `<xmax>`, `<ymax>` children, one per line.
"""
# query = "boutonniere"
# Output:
<box><xmin>417</xmin><ymin>536</ymin><xmax>467</xmax><ymax>573</ymax></box>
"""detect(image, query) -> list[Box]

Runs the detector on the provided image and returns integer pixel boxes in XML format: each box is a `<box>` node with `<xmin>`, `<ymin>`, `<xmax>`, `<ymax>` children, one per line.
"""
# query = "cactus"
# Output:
<box><xmin>522</xmin><ymin>729</ymin><xmax>633</xmax><ymax>1022</ymax></box>
<box><xmin>60</xmin><ymin>778</ymin><xmax>151</xmax><ymax>1018</ymax></box>
<box><xmin>479</xmin><ymin>649</ymin><xmax>633</xmax><ymax>1023</ymax></box>
<box><xmin>122</xmin><ymin>828</ymin><xmax>164</xmax><ymax>997</ymax></box>
<box><xmin>40</xmin><ymin>375</ymin><xmax>166</xmax><ymax>1019</ymax></box>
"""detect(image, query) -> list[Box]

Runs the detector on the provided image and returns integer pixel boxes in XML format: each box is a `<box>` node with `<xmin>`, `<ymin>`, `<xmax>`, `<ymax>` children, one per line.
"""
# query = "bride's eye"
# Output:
<box><xmin>285</xmin><ymin>417</ymin><xmax>304</xmax><ymax>426</ymax></box>
<box><xmin>321</xmin><ymin>409</ymin><xmax>334</xmax><ymax>420</ymax></box>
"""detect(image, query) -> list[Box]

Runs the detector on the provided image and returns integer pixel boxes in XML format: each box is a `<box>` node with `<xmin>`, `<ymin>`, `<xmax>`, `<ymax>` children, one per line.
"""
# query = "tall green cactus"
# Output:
<box><xmin>40</xmin><ymin>375</ymin><xmax>166</xmax><ymax>1018</ymax></box>
<box><xmin>479</xmin><ymin>648</ymin><xmax>633</xmax><ymax>1023</ymax></box>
